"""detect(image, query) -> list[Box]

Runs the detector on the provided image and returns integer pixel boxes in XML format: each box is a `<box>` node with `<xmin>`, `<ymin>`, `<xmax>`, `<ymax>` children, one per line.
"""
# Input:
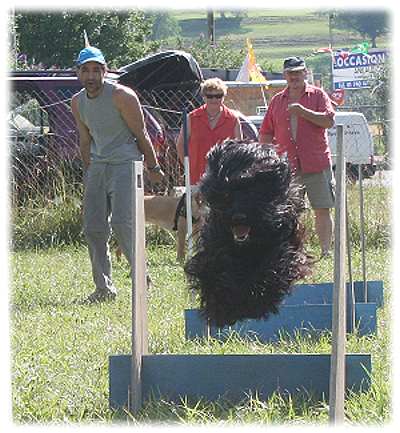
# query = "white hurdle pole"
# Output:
<box><xmin>182</xmin><ymin>107</ymin><xmax>194</xmax><ymax>259</ymax></box>
<box><xmin>329</xmin><ymin>124</ymin><xmax>347</xmax><ymax>424</ymax></box>
<box><xmin>129</xmin><ymin>161</ymin><xmax>148</xmax><ymax>415</ymax></box>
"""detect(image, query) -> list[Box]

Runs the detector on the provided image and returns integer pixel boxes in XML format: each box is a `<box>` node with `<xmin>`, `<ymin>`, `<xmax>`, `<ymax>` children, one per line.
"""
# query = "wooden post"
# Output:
<box><xmin>129</xmin><ymin>161</ymin><xmax>148</xmax><ymax>414</ymax></box>
<box><xmin>207</xmin><ymin>10</ymin><xmax>216</xmax><ymax>47</ymax></box>
<box><xmin>358</xmin><ymin>165</ymin><xmax>368</xmax><ymax>302</ymax></box>
<box><xmin>345</xmin><ymin>192</ymin><xmax>356</xmax><ymax>332</ymax></box>
<box><xmin>329</xmin><ymin>124</ymin><xmax>347</xmax><ymax>424</ymax></box>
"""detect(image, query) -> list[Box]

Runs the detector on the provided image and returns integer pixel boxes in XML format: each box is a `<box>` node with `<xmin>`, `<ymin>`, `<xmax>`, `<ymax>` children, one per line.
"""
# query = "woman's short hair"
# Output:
<box><xmin>200</xmin><ymin>78</ymin><xmax>228</xmax><ymax>96</ymax></box>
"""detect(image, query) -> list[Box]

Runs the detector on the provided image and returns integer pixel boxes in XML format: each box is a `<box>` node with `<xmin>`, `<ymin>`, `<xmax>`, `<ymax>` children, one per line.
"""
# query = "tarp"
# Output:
<box><xmin>118</xmin><ymin>50</ymin><xmax>203</xmax><ymax>91</ymax></box>
<box><xmin>118</xmin><ymin>50</ymin><xmax>204</xmax><ymax>128</ymax></box>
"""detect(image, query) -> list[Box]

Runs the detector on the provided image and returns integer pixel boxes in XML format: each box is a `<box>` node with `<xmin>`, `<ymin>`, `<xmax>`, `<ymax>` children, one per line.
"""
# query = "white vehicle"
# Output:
<box><xmin>248</xmin><ymin>111</ymin><xmax>376</xmax><ymax>180</ymax></box>
<box><xmin>328</xmin><ymin>111</ymin><xmax>374</xmax><ymax>162</ymax></box>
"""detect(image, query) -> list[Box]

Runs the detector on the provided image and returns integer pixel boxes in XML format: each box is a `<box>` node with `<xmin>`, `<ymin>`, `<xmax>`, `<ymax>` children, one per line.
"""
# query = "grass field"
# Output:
<box><xmin>168</xmin><ymin>9</ymin><xmax>388</xmax><ymax>69</ymax></box>
<box><xmin>10</xmin><ymin>178</ymin><xmax>392</xmax><ymax>425</ymax></box>
<box><xmin>10</xmin><ymin>243</ymin><xmax>391</xmax><ymax>424</ymax></box>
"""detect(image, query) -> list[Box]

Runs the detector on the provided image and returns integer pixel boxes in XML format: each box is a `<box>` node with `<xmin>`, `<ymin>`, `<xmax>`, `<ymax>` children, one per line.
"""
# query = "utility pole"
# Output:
<box><xmin>329</xmin><ymin>12</ymin><xmax>335</xmax><ymax>91</ymax></box>
<box><xmin>207</xmin><ymin>10</ymin><xmax>215</xmax><ymax>47</ymax></box>
<box><xmin>329</xmin><ymin>12</ymin><xmax>334</xmax><ymax>49</ymax></box>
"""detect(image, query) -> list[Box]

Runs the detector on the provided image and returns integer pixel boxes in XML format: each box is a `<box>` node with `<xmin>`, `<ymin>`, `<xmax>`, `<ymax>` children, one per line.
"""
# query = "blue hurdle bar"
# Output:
<box><xmin>184</xmin><ymin>281</ymin><xmax>383</xmax><ymax>342</ymax></box>
<box><xmin>109</xmin><ymin>353</ymin><xmax>371</xmax><ymax>410</ymax></box>
<box><xmin>185</xmin><ymin>303</ymin><xmax>377</xmax><ymax>341</ymax></box>
<box><xmin>285</xmin><ymin>280</ymin><xmax>383</xmax><ymax>307</ymax></box>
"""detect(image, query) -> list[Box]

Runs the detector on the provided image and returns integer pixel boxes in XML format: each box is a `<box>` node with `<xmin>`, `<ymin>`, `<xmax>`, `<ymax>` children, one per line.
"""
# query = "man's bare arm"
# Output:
<box><xmin>71</xmin><ymin>94</ymin><xmax>92</xmax><ymax>170</ymax></box>
<box><xmin>114</xmin><ymin>86</ymin><xmax>164</xmax><ymax>182</ymax></box>
<box><xmin>114</xmin><ymin>87</ymin><xmax>158</xmax><ymax>166</ymax></box>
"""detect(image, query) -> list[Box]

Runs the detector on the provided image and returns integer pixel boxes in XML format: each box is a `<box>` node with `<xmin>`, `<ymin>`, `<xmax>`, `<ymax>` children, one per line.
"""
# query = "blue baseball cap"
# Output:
<box><xmin>76</xmin><ymin>47</ymin><xmax>106</xmax><ymax>66</ymax></box>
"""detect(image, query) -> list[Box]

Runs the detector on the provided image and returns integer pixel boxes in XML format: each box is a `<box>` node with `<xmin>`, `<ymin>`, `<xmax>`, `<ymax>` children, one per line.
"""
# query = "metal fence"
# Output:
<box><xmin>9</xmin><ymin>87</ymin><xmax>192</xmax><ymax>202</ymax></box>
<box><xmin>10</xmin><ymin>86</ymin><xmax>80</xmax><ymax>204</ymax></box>
<box><xmin>9</xmin><ymin>85</ymin><xmax>259</xmax><ymax>202</ymax></box>
<box><xmin>138</xmin><ymin>88</ymin><xmax>203</xmax><ymax>193</ymax></box>
<box><xmin>8</xmin><ymin>84</ymin><xmax>389</xmax><ymax>205</ymax></box>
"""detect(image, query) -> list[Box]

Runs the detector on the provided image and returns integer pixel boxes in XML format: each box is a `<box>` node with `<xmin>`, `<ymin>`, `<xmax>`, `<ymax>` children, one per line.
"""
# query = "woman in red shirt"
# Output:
<box><xmin>176</xmin><ymin>78</ymin><xmax>243</xmax><ymax>185</ymax></box>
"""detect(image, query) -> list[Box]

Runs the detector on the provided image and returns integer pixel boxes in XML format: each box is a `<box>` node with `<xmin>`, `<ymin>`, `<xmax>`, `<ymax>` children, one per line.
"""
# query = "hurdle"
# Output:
<box><xmin>109</xmin><ymin>126</ymin><xmax>372</xmax><ymax>422</ymax></box>
<box><xmin>184</xmin><ymin>123</ymin><xmax>383</xmax><ymax>342</ymax></box>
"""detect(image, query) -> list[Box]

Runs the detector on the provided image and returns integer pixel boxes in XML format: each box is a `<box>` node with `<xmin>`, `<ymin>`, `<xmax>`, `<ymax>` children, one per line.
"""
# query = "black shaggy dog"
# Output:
<box><xmin>185</xmin><ymin>140</ymin><xmax>312</xmax><ymax>328</ymax></box>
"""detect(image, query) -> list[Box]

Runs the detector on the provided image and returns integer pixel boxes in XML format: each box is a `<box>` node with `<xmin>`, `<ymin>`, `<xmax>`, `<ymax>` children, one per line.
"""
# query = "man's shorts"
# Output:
<box><xmin>296</xmin><ymin>167</ymin><xmax>336</xmax><ymax>209</ymax></box>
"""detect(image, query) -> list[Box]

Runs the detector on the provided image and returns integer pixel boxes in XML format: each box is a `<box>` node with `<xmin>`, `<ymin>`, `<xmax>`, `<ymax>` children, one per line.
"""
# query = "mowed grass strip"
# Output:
<box><xmin>10</xmin><ymin>240</ymin><xmax>390</xmax><ymax>424</ymax></box>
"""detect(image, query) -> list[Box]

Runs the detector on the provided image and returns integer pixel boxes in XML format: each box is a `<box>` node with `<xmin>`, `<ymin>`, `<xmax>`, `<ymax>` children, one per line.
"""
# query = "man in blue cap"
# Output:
<box><xmin>71</xmin><ymin>46</ymin><xmax>164</xmax><ymax>302</ymax></box>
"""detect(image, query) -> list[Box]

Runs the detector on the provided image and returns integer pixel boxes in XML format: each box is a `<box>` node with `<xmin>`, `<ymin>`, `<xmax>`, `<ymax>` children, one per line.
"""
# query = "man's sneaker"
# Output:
<box><xmin>83</xmin><ymin>289</ymin><xmax>117</xmax><ymax>304</ymax></box>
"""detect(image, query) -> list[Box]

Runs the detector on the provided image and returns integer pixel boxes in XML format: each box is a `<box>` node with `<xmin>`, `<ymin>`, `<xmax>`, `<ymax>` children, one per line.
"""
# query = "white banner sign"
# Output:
<box><xmin>332</xmin><ymin>50</ymin><xmax>387</xmax><ymax>90</ymax></box>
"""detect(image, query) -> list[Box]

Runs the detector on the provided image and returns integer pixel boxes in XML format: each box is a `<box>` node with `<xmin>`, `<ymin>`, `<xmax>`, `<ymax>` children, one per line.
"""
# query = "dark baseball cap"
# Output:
<box><xmin>76</xmin><ymin>47</ymin><xmax>106</xmax><ymax>66</ymax></box>
<box><xmin>283</xmin><ymin>56</ymin><xmax>306</xmax><ymax>72</ymax></box>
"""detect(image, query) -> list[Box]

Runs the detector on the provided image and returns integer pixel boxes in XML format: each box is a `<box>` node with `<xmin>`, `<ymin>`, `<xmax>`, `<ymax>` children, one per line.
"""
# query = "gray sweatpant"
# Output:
<box><xmin>83</xmin><ymin>161</ymin><xmax>135</xmax><ymax>292</ymax></box>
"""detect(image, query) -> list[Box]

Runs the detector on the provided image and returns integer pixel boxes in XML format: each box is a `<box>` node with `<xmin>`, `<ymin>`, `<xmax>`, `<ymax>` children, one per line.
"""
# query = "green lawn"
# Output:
<box><xmin>10</xmin><ymin>239</ymin><xmax>391</xmax><ymax>424</ymax></box>
<box><xmin>168</xmin><ymin>9</ymin><xmax>389</xmax><ymax>68</ymax></box>
<box><xmin>9</xmin><ymin>173</ymin><xmax>392</xmax><ymax>425</ymax></box>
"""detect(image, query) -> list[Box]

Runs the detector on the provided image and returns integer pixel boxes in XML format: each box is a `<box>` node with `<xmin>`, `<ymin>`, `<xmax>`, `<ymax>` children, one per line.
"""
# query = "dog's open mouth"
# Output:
<box><xmin>231</xmin><ymin>225</ymin><xmax>251</xmax><ymax>243</ymax></box>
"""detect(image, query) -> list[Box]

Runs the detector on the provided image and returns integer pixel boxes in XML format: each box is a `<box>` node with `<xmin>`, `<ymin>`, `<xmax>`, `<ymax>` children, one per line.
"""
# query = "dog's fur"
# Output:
<box><xmin>185</xmin><ymin>140</ymin><xmax>312</xmax><ymax>328</ymax></box>
<box><xmin>116</xmin><ymin>193</ymin><xmax>201</xmax><ymax>262</ymax></box>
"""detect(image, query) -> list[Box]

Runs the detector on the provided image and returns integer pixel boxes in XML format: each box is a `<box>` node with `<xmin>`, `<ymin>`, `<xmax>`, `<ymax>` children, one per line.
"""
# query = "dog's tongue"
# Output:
<box><xmin>232</xmin><ymin>225</ymin><xmax>251</xmax><ymax>242</ymax></box>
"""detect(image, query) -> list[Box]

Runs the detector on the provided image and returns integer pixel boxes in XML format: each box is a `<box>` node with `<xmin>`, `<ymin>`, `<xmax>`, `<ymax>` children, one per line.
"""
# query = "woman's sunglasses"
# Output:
<box><xmin>204</xmin><ymin>93</ymin><xmax>224</xmax><ymax>99</ymax></box>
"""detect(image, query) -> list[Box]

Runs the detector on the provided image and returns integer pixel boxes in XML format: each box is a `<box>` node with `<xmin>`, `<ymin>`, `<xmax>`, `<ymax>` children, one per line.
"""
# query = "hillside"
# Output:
<box><xmin>169</xmin><ymin>9</ymin><xmax>388</xmax><ymax>71</ymax></box>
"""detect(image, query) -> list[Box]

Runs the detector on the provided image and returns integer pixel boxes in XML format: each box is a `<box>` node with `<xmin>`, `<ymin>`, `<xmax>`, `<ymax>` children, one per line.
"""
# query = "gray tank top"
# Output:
<box><xmin>77</xmin><ymin>80</ymin><xmax>142</xmax><ymax>163</ymax></box>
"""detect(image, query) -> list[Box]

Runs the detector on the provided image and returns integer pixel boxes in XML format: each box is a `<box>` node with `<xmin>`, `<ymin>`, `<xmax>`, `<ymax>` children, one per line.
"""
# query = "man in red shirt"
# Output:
<box><xmin>259</xmin><ymin>57</ymin><xmax>335</xmax><ymax>257</ymax></box>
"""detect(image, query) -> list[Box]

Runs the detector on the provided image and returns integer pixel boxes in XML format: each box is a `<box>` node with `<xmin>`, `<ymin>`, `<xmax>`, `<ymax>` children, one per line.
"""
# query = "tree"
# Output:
<box><xmin>14</xmin><ymin>10</ymin><xmax>159</xmax><ymax>69</ymax></box>
<box><xmin>370</xmin><ymin>65</ymin><xmax>391</xmax><ymax>157</ymax></box>
<box><xmin>147</xmin><ymin>12</ymin><xmax>181</xmax><ymax>41</ymax></box>
<box><xmin>333</xmin><ymin>11</ymin><xmax>389</xmax><ymax>48</ymax></box>
<box><xmin>176</xmin><ymin>35</ymin><xmax>244</xmax><ymax>69</ymax></box>
<box><xmin>217</xmin><ymin>10</ymin><xmax>248</xmax><ymax>20</ymax></box>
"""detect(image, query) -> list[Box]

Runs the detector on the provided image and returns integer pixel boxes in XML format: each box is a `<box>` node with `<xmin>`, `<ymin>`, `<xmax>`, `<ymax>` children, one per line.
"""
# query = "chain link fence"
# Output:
<box><xmin>9</xmin><ymin>85</ymin><xmax>197</xmax><ymax>203</ymax></box>
<box><xmin>138</xmin><ymin>88</ymin><xmax>203</xmax><ymax>193</ymax></box>
<box><xmin>9</xmin><ymin>84</ymin><xmax>261</xmax><ymax>204</ymax></box>
<box><xmin>9</xmin><ymin>85</ymin><xmax>81</xmax><ymax>206</ymax></box>
<box><xmin>8</xmin><ymin>80</ymin><xmax>388</xmax><ymax>207</ymax></box>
